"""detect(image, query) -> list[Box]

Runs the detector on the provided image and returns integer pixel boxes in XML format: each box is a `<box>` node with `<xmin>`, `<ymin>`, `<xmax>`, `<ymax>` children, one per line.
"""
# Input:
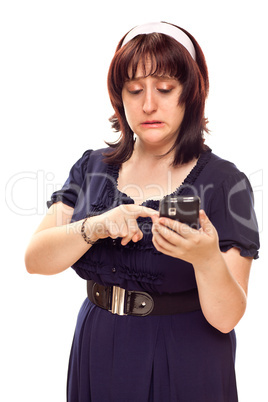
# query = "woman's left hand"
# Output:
<box><xmin>152</xmin><ymin>210</ymin><xmax>220</xmax><ymax>266</ymax></box>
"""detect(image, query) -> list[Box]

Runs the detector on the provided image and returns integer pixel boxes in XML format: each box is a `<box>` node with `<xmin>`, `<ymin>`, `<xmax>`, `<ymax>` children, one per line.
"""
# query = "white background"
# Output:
<box><xmin>1</xmin><ymin>0</ymin><xmax>267</xmax><ymax>401</ymax></box>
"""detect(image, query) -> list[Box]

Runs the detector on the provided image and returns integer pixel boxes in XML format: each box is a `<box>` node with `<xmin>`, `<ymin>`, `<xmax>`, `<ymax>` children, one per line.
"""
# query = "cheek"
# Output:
<box><xmin>173</xmin><ymin>104</ymin><xmax>185</xmax><ymax>125</ymax></box>
<box><xmin>123</xmin><ymin>104</ymin><xmax>132</xmax><ymax>123</ymax></box>
<box><xmin>122</xmin><ymin>98</ymin><xmax>130</xmax><ymax>122</ymax></box>
<box><xmin>122</xmin><ymin>101</ymin><xmax>138</xmax><ymax>127</ymax></box>
<box><xmin>123</xmin><ymin>108</ymin><xmax>136</xmax><ymax>133</ymax></box>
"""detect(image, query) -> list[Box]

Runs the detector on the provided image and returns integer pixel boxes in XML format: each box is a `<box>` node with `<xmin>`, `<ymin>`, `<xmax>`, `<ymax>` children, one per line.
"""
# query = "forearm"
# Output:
<box><xmin>25</xmin><ymin>203</ymin><xmax>157</xmax><ymax>275</ymax></box>
<box><xmin>194</xmin><ymin>252</ymin><xmax>247</xmax><ymax>333</ymax></box>
<box><xmin>25</xmin><ymin>219</ymin><xmax>96</xmax><ymax>275</ymax></box>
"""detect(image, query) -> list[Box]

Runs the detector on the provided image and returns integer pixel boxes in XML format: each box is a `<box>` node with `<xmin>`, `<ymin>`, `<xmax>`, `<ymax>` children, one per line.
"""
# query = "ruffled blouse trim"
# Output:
<box><xmin>220</xmin><ymin>242</ymin><xmax>259</xmax><ymax>260</ymax></box>
<box><xmin>106</xmin><ymin>149</ymin><xmax>212</xmax><ymax>208</ymax></box>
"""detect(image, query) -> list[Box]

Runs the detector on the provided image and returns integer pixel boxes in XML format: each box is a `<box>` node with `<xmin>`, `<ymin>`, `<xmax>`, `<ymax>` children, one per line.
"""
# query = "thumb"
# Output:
<box><xmin>199</xmin><ymin>210</ymin><xmax>214</xmax><ymax>236</ymax></box>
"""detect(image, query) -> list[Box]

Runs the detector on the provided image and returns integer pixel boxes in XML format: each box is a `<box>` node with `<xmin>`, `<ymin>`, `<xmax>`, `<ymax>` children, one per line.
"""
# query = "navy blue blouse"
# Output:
<box><xmin>48</xmin><ymin>148</ymin><xmax>260</xmax><ymax>401</ymax></box>
<box><xmin>48</xmin><ymin>147</ymin><xmax>259</xmax><ymax>295</ymax></box>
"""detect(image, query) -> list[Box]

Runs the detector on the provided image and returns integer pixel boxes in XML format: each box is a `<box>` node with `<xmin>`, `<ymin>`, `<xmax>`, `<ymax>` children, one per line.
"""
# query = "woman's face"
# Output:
<box><xmin>122</xmin><ymin>60</ymin><xmax>185</xmax><ymax>152</ymax></box>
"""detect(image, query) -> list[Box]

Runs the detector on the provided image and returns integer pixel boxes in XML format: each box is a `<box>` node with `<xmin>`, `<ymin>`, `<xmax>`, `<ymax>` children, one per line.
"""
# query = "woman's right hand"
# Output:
<box><xmin>25</xmin><ymin>202</ymin><xmax>158</xmax><ymax>275</ymax></box>
<box><xmin>86</xmin><ymin>204</ymin><xmax>158</xmax><ymax>246</ymax></box>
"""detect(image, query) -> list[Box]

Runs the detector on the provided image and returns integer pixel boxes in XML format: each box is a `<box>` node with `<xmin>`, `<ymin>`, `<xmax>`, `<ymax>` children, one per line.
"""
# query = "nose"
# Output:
<box><xmin>142</xmin><ymin>88</ymin><xmax>157</xmax><ymax>115</ymax></box>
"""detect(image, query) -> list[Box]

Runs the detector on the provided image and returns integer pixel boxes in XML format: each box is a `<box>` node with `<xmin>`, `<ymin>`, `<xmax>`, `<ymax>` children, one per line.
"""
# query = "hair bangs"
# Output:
<box><xmin>122</xmin><ymin>34</ymin><xmax>191</xmax><ymax>83</ymax></box>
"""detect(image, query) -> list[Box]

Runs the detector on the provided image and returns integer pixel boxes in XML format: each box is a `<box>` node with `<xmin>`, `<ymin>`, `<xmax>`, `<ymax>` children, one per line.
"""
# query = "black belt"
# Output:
<box><xmin>87</xmin><ymin>280</ymin><xmax>201</xmax><ymax>317</ymax></box>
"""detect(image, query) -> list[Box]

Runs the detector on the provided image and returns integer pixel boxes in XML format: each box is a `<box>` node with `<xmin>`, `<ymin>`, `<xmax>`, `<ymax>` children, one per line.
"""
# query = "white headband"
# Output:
<box><xmin>121</xmin><ymin>22</ymin><xmax>196</xmax><ymax>61</ymax></box>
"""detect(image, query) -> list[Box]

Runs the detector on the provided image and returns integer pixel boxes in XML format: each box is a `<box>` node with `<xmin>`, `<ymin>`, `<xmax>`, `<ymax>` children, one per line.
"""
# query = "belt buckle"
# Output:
<box><xmin>109</xmin><ymin>286</ymin><xmax>126</xmax><ymax>316</ymax></box>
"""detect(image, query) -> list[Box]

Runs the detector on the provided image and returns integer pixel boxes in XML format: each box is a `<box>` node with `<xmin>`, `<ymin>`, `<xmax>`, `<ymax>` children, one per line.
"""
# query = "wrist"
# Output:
<box><xmin>193</xmin><ymin>248</ymin><xmax>223</xmax><ymax>273</ymax></box>
<box><xmin>81</xmin><ymin>216</ymin><xmax>101</xmax><ymax>245</ymax></box>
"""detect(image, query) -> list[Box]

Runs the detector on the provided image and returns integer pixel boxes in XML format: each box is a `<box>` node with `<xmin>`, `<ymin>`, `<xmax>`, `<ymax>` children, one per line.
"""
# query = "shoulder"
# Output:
<box><xmin>208</xmin><ymin>152</ymin><xmax>242</xmax><ymax>177</ymax></box>
<box><xmin>201</xmin><ymin>152</ymin><xmax>248</xmax><ymax>188</ymax></box>
<box><xmin>81</xmin><ymin>146</ymin><xmax>112</xmax><ymax>160</ymax></box>
<box><xmin>203</xmin><ymin>153</ymin><xmax>255</xmax><ymax>223</ymax></box>
<box><xmin>198</xmin><ymin>151</ymin><xmax>254</xmax><ymax>208</ymax></box>
<box><xmin>79</xmin><ymin>146</ymin><xmax>113</xmax><ymax>170</ymax></box>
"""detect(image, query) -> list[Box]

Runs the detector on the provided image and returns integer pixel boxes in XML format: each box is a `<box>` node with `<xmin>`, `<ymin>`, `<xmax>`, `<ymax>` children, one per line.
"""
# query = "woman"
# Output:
<box><xmin>25</xmin><ymin>22</ymin><xmax>260</xmax><ymax>401</ymax></box>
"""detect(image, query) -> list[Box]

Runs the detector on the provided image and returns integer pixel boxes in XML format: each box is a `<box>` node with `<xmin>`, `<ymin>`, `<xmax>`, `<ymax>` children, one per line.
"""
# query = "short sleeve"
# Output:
<box><xmin>47</xmin><ymin>150</ymin><xmax>93</xmax><ymax>209</ymax></box>
<box><xmin>209</xmin><ymin>172</ymin><xmax>260</xmax><ymax>259</ymax></box>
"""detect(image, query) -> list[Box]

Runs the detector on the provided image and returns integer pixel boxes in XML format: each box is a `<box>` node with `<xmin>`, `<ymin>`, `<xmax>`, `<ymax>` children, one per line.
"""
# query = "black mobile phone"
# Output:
<box><xmin>159</xmin><ymin>196</ymin><xmax>200</xmax><ymax>229</ymax></box>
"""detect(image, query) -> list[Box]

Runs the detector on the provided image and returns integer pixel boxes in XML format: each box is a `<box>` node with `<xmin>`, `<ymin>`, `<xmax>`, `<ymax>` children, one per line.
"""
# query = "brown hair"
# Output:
<box><xmin>104</xmin><ymin>23</ymin><xmax>209</xmax><ymax>166</ymax></box>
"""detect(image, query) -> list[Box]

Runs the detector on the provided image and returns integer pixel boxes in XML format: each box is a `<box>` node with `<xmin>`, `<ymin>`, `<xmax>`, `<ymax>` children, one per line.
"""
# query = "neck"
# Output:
<box><xmin>132</xmin><ymin>138</ymin><xmax>175</xmax><ymax>166</ymax></box>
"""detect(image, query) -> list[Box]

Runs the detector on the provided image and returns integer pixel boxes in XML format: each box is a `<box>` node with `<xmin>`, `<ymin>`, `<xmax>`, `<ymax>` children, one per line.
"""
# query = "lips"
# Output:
<box><xmin>143</xmin><ymin>120</ymin><xmax>162</xmax><ymax>124</ymax></box>
<box><xmin>141</xmin><ymin>120</ymin><xmax>165</xmax><ymax>128</ymax></box>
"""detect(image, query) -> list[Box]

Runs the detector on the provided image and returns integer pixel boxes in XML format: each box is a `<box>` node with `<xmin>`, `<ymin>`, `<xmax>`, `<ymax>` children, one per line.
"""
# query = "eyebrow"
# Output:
<box><xmin>125</xmin><ymin>75</ymin><xmax>176</xmax><ymax>83</ymax></box>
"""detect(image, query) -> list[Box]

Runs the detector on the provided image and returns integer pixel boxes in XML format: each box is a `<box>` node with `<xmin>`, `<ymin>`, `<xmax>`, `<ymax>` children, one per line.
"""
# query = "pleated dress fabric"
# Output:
<box><xmin>48</xmin><ymin>147</ymin><xmax>259</xmax><ymax>402</ymax></box>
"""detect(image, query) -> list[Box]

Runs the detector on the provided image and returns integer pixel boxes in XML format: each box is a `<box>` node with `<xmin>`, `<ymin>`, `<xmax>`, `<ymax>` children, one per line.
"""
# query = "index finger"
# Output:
<box><xmin>137</xmin><ymin>206</ymin><xmax>159</xmax><ymax>218</ymax></box>
<box><xmin>119</xmin><ymin>204</ymin><xmax>159</xmax><ymax>219</ymax></box>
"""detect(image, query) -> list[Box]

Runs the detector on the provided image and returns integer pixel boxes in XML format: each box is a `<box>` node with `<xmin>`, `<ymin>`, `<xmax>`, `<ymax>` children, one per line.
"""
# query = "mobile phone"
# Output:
<box><xmin>159</xmin><ymin>196</ymin><xmax>200</xmax><ymax>229</ymax></box>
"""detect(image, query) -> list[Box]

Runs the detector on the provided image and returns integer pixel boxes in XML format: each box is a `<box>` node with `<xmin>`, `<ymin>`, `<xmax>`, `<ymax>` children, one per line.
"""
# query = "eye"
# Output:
<box><xmin>157</xmin><ymin>88</ymin><xmax>173</xmax><ymax>94</ymax></box>
<box><xmin>128</xmin><ymin>89</ymin><xmax>143</xmax><ymax>95</ymax></box>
